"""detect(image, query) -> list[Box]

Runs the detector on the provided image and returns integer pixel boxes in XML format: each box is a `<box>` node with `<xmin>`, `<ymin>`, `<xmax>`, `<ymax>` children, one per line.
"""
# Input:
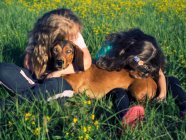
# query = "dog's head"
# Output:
<box><xmin>51</xmin><ymin>40</ymin><xmax>84</xmax><ymax>72</ymax></box>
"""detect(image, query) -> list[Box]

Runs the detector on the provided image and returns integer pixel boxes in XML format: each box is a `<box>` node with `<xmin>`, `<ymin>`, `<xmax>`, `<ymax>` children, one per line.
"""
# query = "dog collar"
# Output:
<box><xmin>134</xmin><ymin>56</ymin><xmax>144</xmax><ymax>65</ymax></box>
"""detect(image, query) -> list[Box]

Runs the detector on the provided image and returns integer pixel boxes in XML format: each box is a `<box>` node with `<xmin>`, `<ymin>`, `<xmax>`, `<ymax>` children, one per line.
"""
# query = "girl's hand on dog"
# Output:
<box><xmin>156</xmin><ymin>91</ymin><xmax>166</xmax><ymax>102</ymax></box>
<box><xmin>46</xmin><ymin>71</ymin><xmax>62</xmax><ymax>78</ymax></box>
<box><xmin>46</xmin><ymin>70</ymin><xmax>67</xmax><ymax>78</ymax></box>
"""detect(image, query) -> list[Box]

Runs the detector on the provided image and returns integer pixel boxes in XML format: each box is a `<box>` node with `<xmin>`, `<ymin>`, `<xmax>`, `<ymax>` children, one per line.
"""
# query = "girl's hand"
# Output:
<box><xmin>46</xmin><ymin>71</ymin><xmax>62</xmax><ymax>79</ymax></box>
<box><xmin>156</xmin><ymin>92</ymin><xmax>166</xmax><ymax>102</ymax></box>
<box><xmin>24</xmin><ymin>53</ymin><xmax>32</xmax><ymax>71</ymax></box>
<box><xmin>156</xmin><ymin>69</ymin><xmax>167</xmax><ymax>102</ymax></box>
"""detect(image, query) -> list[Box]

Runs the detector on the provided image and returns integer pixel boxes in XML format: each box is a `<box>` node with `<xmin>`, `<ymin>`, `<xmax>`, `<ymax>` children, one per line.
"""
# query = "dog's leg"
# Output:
<box><xmin>47</xmin><ymin>90</ymin><xmax>74</xmax><ymax>101</ymax></box>
<box><xmin>128</xmin><ymin>78</ymin><xmax>157</xmax><ymax>102</ymax></box>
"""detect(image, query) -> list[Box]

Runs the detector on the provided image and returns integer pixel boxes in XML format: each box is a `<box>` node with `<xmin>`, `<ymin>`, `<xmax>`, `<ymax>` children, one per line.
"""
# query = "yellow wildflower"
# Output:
<box><xmin>87</xmin><ymin>100</ymin><xmax>91</xmax><ymax>105</ymax></box>
<box><xmin>24</xmin><ymin>112</ymin><xmax>32</xmax><ymax>121</ymax></box>
<box><xmin>65</xmin><ymin>132</ymin><xmax>69</xmax><ymax>136</ymax></box>
<box><xmin>54</xmin><ymin>0</ymin><xmax>60</xmax><ymax>3</ymax></box>
<box><xmin>73</xmin><ymin>117</ymin><xmax>78</xmax><ymax>124</ymax></box>
<box><xmin>46</xmin><ymin>116</ymin><xmax>51</xmax><ymax>122</ymax></box>
<box><xmin>33</xmin><ymin>127</ymin><xmax>41</xmax><ymax>136</ymax></box>
<box><xmin>31</xmin><ymin>121</ymin><xmax>36</xmax><ymax>125</ymax></box>
<box><xmin>85</xmin><ymin>134</ymin><xmax>89</xmax><ymax>139</ymax></box>
<box><xmin>94</xmin><ymin>120</ymin><xmax>99</xmax><ymax>129</ymax></box>
<box><xmin>83</xmin><ymin>126</ymin><xmax>87</xmax><ymax>133</ymax></box>
<box><xmin>91</xmin><ymin>114</ymin><xmax>95</xmax><ymax>120</ymax></box>
<box><xmin>87</xmin><ymin>125</ymin><xmax>91</xmax><ymax>132</ymax></box>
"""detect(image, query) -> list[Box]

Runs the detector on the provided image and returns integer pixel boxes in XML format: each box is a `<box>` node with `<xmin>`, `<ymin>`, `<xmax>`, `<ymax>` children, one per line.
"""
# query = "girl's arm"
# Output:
<box><xmin>24</xmin><ymin>53</ymin><xmax>32</xmax><ymax>71</ymax></box>
<box><xmin>156</xmin><ymin>68</ymin><xmax>167</xmax><ymax>101</ymax></box>
<box><xmin>24</xmin><ymin>39</ymin><xmax>34</xmax><ymax>71</ymax></box>
<box><xmin>46</xmin><ymin>47</ymin><xmax>92</xmax><ymax>78</ymax></box>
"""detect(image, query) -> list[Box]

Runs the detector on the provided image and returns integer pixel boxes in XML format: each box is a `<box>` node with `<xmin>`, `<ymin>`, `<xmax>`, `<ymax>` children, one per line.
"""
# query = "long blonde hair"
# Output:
<box><xmin>27</xmin><ymin>8</ymin><xmax>82</xmax><ymax>79</ymax></box>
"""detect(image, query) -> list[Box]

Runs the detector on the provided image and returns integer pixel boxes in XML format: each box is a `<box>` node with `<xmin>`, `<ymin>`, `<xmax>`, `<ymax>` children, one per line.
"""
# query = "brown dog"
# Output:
<box><xmin>51</xmin><ymin>40</ymin><xmax>157</xmax><ymax>102</ymax></box>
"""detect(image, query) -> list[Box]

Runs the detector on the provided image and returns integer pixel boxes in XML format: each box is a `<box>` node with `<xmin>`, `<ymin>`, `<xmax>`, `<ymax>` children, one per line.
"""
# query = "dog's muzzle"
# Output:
<box><xmin>55</xmin><ymin>59</ymin><xmax>64</xmax><ymax>68</ymax></box>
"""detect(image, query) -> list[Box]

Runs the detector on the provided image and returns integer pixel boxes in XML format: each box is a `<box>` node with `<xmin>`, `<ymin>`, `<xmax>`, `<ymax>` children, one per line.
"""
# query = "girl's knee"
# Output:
<box><xmin>110</xmin><ymin>88</ymin><xmax>128</xmax><ymax>95</ymax></box>
<box><xmin>0</xmin><ymin>63</ymin><xmax>8</xmax><ymax>79</ymax></box>
<box><xmin>109</xmin><ymin>88</ymin><xmax>129</xmax><ymax>101</ymax></box>
<box><xmin>0</xmin><ymin>63</ymin><xmax>18</xmax><ymax>81</ymax></box>
<box><xmin>167</xmin><ymin>76</ymin><xmax>180</xmax><ymax>86</ymax></box>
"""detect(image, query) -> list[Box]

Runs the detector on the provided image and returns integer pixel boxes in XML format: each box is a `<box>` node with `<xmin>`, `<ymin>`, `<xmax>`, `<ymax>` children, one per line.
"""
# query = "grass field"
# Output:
<box><xmin>0</xmin><ymin>0</ymin><xmax>186</xmax><ymax>139</ymax></box>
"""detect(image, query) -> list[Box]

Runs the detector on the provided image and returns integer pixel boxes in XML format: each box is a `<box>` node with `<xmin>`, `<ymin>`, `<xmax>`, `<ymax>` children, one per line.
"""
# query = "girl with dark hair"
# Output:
<box><xmin>95</xmin><ymin>28</ymin><xmax>186</xmax><ymax>127</ymax></box>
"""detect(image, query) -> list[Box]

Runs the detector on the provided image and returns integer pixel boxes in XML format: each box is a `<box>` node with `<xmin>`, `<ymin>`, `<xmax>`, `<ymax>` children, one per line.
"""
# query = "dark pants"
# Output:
<box><xmin>0</xmin><ymin>63</ymin><xmax>72</xmax><ymax>101</ymax></box>
<box><xmin>167</xmin><ymin>76</ymin><xmax>186</xmax><ymax>112</ymax></box>
<box><xmin>108</xmin><ymin>88</ymin><xmax>130</xmax><ymax>119</ymax></box>
<box><xmin>109</xmin><ymin>76</ymin><xmax>186</xmax><ymax>119</ymax></box>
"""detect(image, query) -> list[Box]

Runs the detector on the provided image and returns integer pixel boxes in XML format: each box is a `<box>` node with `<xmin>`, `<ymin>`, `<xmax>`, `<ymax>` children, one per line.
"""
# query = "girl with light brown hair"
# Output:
<box><xmin>0</xmin><ymin>8</ymin><xmax>91</xmax><ymax>102</ymax></box>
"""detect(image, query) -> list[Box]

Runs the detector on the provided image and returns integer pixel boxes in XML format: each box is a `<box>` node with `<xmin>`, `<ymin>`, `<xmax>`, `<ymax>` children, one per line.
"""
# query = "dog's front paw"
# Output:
<box><xmin>47</xmin><ymin>90</ymin><xmax>74</xmax><ymax>101</ymax></box>
<box><xmin>62</xmin><ymin>90</ymin><xmax>74</xmax><ymax>97</ymax></box>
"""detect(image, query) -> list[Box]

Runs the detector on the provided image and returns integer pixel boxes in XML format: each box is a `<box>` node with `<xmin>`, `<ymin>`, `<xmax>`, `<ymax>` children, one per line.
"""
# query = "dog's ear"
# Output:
<box><xmin>72</xmin><ymin>43</ymin><xmax>84</xmax><ymax>72</ymax></box>
<box><xmin>31</xmin><ymin>46</ymin><xmax>49</xmax><ymax>79</ymax></box>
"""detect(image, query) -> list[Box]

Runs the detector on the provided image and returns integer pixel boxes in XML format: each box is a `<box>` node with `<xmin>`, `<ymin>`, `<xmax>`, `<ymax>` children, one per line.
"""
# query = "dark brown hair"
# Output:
<box><xmin>96</xmin><ymin>28</ymin><xmax>166</xmax><ymax>81</ymax></box>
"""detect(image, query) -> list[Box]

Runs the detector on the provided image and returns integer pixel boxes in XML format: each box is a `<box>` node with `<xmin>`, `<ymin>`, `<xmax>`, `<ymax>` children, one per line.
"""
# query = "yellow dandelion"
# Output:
<box><xmin>31</xmin><ymin>121</ymin><xmax>36</xmax><ymax>125</ymax></box>
<box><xmin>33</xmin><ymin>127</ymin><xmax>41</xmax><ymax>136</ymax></box>
<box><xmin>24</xmin><ymin>112</ymin><xmax>32</xmax><ymax>121</ymax></box>
<box><xmin>94</xmin><ymin>120</ymin><xmax>99</xmax><ymax>125</ymax></box>
<box><xmin>65</xmin><ymin>132</ymin><xmax>69</xmax><ymax>136</ymax></box>
<box><xmin>83</xmin><ymin>126</ymin><xmax>87</xmax><ymax>133</ymax></box>
<box><xmin>87</xmin><ymin>100</ymin><xmax>91</xmax><ymax>105</ymax></box>
<box><xmin>91</xmin><ymin>114</ymin><xmax>95</xmax><ymax>120</ymax></box>
<box><xmin>73</xmin><ymin>117</ymin><xmax>78</xmax><ymax>124</ymax></box>
<box><xmin>85</xmin><ymin>134</ymin><xmax>89</xmax><ymax>139</ymax></box>
<box><xmin>94</xmin><ymin>120</ymin><xmax>99</xmax><ymax>129</ymax></box>
<box><xmin>46</xmin><ymin>116</ymin><xmax>51</xmax><ymax>122</ymax></box>
<box><xmin>54</xmin><ymin>0</ymin><xmax>60</xmax><ymax>3</ymax></box>
<box><xmin>87</xmin><ymin>125</ymin><xmax>91</xmax><ymax>132</ymax></box>
<box><xmin>79</xmin><ymin>136</ymin><xmax>83</xmax><ymax>140</ymax></box>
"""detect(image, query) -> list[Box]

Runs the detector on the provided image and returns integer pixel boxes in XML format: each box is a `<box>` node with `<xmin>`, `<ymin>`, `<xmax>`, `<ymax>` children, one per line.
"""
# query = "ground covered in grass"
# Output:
<box><xmin>0</xmin><ymin>0</ymin><xmax>186</xmax><ymax>139</ymax></box>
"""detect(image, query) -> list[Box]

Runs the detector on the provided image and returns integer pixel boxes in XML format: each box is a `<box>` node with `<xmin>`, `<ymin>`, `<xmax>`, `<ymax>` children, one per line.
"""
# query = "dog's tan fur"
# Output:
<box><xmin>52</xmin><ymin>41</ymin><xmax>157</xmax><ymax>102</ymax></box>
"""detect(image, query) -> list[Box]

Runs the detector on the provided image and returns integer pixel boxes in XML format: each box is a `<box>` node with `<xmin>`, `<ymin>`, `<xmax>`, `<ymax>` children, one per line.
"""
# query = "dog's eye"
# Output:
<box><xmin>66</xmin><ymin>50</ymin><xmax>72</xmax><ymax>54</ymax></box>
<box><xmin>53</xmin><ymin>48</ymin><xmax>58</xmax><ymax>54</ymax></box>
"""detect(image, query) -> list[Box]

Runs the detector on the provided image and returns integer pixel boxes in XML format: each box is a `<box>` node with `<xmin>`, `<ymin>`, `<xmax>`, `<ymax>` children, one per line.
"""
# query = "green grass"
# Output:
<box><xmin>0</xmin><ymin>0</ymin><xmax>186</xmax><ymax>139</ymax></box>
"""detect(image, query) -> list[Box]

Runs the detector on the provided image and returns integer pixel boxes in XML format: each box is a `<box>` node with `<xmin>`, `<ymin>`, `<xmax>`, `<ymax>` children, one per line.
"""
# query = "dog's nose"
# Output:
<box><xmin>56</xmin><ymin>59</ymin><xmax>64</xmax><ymax>67</ymax></box>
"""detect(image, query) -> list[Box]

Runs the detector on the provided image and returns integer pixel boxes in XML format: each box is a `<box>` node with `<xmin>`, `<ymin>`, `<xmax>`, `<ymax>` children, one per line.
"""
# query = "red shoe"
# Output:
<box><xmin>122</xmin><ymin>105</ymin><xmax>145</xmax><ymax>128</ymax></box>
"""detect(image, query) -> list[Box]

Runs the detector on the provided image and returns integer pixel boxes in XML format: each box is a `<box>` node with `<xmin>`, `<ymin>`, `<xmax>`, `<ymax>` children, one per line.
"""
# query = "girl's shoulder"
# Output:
<box><xmin>71</xmin><ymin>32</ymin><xmax>87</xmax><ymax>49</ymax></box>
